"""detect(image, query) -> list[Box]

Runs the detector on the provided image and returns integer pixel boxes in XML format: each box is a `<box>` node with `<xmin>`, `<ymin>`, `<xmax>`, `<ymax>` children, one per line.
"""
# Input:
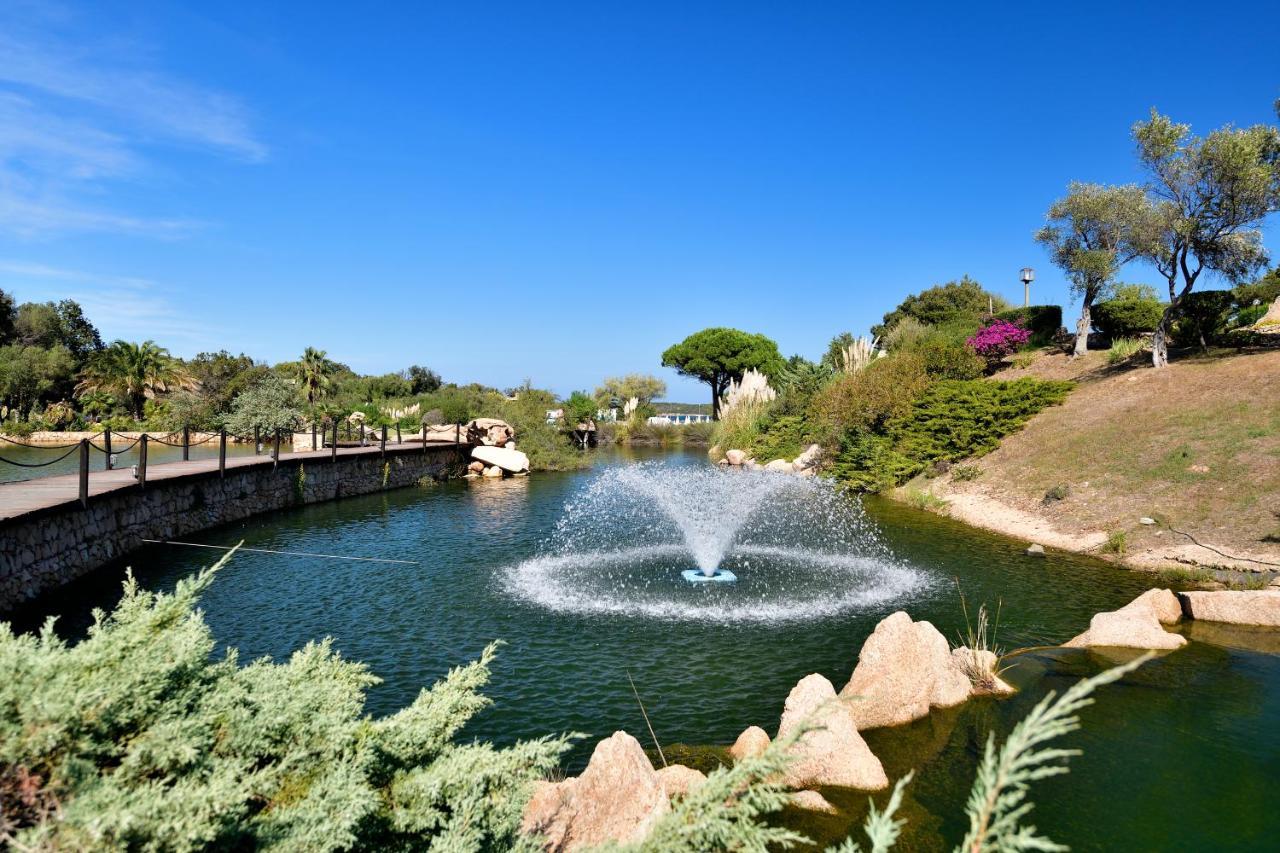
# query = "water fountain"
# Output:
<box><xmin>503</xmin><ymin>459</ymin><xmax>927</xmax><ymax>623</ymax></box>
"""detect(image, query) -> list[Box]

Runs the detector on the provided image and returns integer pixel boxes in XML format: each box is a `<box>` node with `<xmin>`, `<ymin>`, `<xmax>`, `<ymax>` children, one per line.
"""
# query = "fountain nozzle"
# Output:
<box><xmin>681</xmin><ymin>568</ymin><xmax>737</xmax><ymax>583</ymax></box>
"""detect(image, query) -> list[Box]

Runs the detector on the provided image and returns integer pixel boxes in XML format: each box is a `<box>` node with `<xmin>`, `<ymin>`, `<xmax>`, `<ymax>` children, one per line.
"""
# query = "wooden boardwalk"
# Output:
<box><xmin>0</xmin><ymin>441</ymin><xmax>460</xmax><ymax>524</ymax></box>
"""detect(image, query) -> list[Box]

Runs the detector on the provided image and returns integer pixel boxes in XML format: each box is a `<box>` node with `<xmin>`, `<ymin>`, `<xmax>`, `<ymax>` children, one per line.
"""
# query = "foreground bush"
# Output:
<box><xmin>0</xmin><ymin>555</ymin><xmax>572</xmax><ymax>851</ymax></box>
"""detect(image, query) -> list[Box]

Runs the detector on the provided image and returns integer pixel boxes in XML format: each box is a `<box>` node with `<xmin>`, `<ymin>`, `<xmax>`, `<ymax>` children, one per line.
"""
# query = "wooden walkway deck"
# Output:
<box><xmin>0</xmin><ymin>441</ymin><xmax>461</xmax><ymax>524</ymax></box>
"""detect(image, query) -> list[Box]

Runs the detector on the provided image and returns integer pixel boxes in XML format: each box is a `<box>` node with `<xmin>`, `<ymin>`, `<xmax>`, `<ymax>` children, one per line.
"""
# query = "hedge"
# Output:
<box><xmin>1091</xmin><ymin>296</ymin><xmax>1165</xmax><ymax>338</ymax></box>
<box><xmin>995</xmin><ymin>305</ymin><xmax>1063</xmax><ymax>344</ymax></box>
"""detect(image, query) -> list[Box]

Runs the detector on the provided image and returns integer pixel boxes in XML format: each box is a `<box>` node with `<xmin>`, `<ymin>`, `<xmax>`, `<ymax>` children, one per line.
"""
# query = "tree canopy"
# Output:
<box><xmin>661</xmin><ymin>328</ymin><xmax>783</xmax><ymax>418</ymax></box>
<box><xmin>1036</xmin><ymin>182</ymin><xmax>1151</xmax><ymax>354</ymax></box>
<box><xmin>593</xmin><ymin>373</ymin><xmax>667</xmax><ymax>407</ymax></box>
<box><xmin>871</xmin><ymin>276</ymin><xmax>1008</xmax><ymax>339</ymax></box>
<box><xmin>1130</xmin><ymin>107</ymin><xmax>1280</xmax><ymax>365</ymax></box>
<box><xmin>75</xmin><ymin>340</ymin><xmax>196</xmax><ymax>420</ymax></box>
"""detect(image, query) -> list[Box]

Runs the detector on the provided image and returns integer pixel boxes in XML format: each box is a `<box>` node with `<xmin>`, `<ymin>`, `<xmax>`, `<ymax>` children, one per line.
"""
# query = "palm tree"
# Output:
<box><xmin>76</xmin><ymin>340</ymin><xmax>197</xmax><ymax>420</ymax></box>
<box><xmin>295</xmin><ymin>347</ymin><xmax>334</xmax><ymax>407</ymax></box>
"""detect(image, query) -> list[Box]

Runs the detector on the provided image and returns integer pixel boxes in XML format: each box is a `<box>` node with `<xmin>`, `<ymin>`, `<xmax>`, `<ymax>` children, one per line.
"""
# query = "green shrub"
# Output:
<box><xmin>748</xmin><ymin>414</ymin><xmax>808</xmax><ymax>462</ymax></box>
<box><xmin>1092</xmin><ymin>294</ymin><xmax>1166</xmax><ymax>338</ymax></box>
<box><xmin>1042</xmin><ymin>484</ymin><xmax>1071</xmax><ymax>503</ymax></box>
<box><xmin>996</xmin><ymin>305</ymin><xmax>1063</xmax><ymax>343</ymax></box>
<box><xmin>498</xmin><ymin>389</ymin><xmax>590</xmax><ymax>471</ymax></box>
<box><xmin>952</xmin><ymin>464</ymin><xmax>982</xmax><ymax>482</ymax></box>
<box><xmin>810</xmin><ymin>353</ymin><xmax>931</xmax><ymax>441</ymax></box>
<box><xmin>1232</xmin><ymin>303</ymin><xmax>1269</xmax><ymax>328</ymax></box>
<box><xmin>0</xmin><ymin>557</ymin><xmax>573</xmax><ymax>850</ymax></box>
<box><xmin>1101</xmin><ymin>530</ymin><xmax>1127</xmax><ymax>555</ymax></box>
<box><xmin>1107</xmin><ymin>337</ymin><xmax>1146</xmax><ymax>364</ymax></box>
<box><xmin>1232</xmin><ymin>269</ymin><xmax>1280</xmax><ymax>310</ymax></box>
<box><xmin>889</xmin><ymin>379</ymin><xmax>1074</xmax><ymax>471</ymax></box>
<box><xmin>1171</xmin><ymin>290</ymin><xmax>1234</xmax><ymax>347</ymax></box>
<box><xmin>911</xmin><ymin>335</ymin><xmax>985</xmax><ymax>380</ymax></box>
<box><xmin>830</xmin><ymin>378</ymin><xmax>1072</xmax><ymax>491</ymax></box>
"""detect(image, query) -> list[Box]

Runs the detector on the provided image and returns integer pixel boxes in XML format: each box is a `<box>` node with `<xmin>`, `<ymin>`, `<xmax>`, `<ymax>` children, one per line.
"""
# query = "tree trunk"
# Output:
<box><xmin>1151</xmin><ymin>306</ymin><xmax>1173</xmax><ymax>368</ymax></box>
<box><xmin>711</xmin><ymin>382</ymin><xmax>721</xmax><ymax>421</ymax></box>
<box><xmin>1074</xmin><ymin>300</ymin><xmax>1092</xmax><ymax>358</ymax></box>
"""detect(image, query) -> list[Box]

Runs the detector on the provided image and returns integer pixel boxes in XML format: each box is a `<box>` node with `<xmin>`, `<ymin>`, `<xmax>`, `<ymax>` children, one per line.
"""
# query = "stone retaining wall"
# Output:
<box><xmin>0</xmin><ymin>445</ymin><xmax>466</xmax><ymax>612</ymax></box>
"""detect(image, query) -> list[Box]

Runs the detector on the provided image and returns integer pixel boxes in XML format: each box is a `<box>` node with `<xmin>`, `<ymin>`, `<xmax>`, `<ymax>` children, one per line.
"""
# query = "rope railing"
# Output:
<box><xmin>0</xmin><ymin>444</ymin><xmax>83</xmax><ymax>467</ymax></box>
<box><xmin>2</xmin><ymin>421</ymin><xmax>470</xmax><ymax>509</ymax></box>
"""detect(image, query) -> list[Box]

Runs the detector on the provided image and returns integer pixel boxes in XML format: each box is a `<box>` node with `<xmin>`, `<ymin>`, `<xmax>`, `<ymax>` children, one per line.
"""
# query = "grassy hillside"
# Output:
<box><xmin>927</xmin><ymin>348</ymin><xmax>1280</xmax><ymax>573</ymax></box>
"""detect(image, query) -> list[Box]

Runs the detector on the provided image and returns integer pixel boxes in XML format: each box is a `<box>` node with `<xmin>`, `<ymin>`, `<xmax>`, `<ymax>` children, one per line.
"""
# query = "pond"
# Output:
<box><xmin>16</xmin><ymin>448</ymin><xmax>1279</xmax><ymax>851</ymax></box>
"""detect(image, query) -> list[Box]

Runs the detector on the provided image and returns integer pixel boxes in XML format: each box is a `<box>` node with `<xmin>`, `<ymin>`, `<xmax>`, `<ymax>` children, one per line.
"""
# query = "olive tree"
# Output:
<box><xmin>593</xmin><ymin>373</ymin><xmax>667</xmax><ymax>408</ymax></box>
<box><xmin>661</xmin><ymin>328</ymin><xmax>782</xmax><ymax>419</ymax></box>
<box><xmin>1036</xmin><ymin>183</ymin><xmax>1151</xmax><ymax>356</ymax></box>
<box><xmin>1131</xmin><ymin>107</ymin><xmax>1280</xmax><ymax>367</ymax></box>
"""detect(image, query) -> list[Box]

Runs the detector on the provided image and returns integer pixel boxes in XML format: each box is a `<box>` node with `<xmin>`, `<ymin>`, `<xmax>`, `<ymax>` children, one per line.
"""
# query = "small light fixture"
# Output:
<box><xmin>1020</xmin><ymin>267</ymin><xmax>1035</xmax><ymax>307</ymax></box>
<box><xmin>131</xmin><ymin>464</ymin><xmax>139</xmax><ymax>480</ymax></box>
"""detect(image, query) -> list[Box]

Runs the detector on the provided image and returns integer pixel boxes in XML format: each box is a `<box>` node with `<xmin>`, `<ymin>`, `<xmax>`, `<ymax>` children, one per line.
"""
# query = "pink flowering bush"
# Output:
<box><xmin>967</xmin><ymin>319</ymin><xmax>1031</xmax><ymax>367</ymax></box>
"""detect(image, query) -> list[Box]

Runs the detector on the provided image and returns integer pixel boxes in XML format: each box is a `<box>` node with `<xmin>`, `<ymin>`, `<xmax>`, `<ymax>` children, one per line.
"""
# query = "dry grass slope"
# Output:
<box><xmin>934</xmin><ymin>347</ymin><xmax>1280</xmax><ymax>571</ymax></box>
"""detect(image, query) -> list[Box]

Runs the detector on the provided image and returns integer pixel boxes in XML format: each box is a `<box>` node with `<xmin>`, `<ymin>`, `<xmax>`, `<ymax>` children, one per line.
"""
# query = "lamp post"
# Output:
<box><xmin>1020</xmin><ymin>267</ymin><xmax>1035</xmax><ymax>308</ymax></box>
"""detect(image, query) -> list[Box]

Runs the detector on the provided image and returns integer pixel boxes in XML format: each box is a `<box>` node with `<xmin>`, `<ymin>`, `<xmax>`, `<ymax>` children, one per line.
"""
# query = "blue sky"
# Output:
<box><xmin>1</xmin><ymin>1</ymin><xmax>1277</xmax><ymax>400</ymax></box>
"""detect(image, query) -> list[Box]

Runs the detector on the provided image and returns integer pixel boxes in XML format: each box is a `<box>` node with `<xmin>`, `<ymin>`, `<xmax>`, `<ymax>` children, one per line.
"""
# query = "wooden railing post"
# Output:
<box><xmin>273</xmin><ymin>429</ymin><xmax>281</xmax><ymax>468</ymax></box>
<box><xmin>138</xmin><ymin>434</ymin><xmax>148</xmax><ymax>489</ymax></box>
<box><xmin>219</xmin><ymin>429</ymin><xmax>227</xmax><ymax>478</ymax></box>
<box><xmin>359</xmin><ymin>424</ymin><xmax>366</xmax><ymax>446</ymax></box>
<box><xmin>455</xmin><ymin>423</ymin><xmax>461</xmax><ymax>445</ymax></box>
<box><xmin>104</xmin><ymin>427</ymin><xmax>113</xmax><ymax>470</ymax></box>
<box><xmin>395</xmin><ymin>423</ymin><xmax>401</xmax><ymax>445</ymax></box>
<box><xmin>78</xmin><ymin>439</ymin><xmax>89</xmax><ymax>508</ymax></box>
<box><xmin>182</xmin><ymin>425</ymin><xmax>190</xmax><ymax>461</ymax></box>
<box><xmin>312</xmin><ymin>422</ymin><xmax>318</xmax><ymax>451</ymax></box>
<box><xmin>254</xmin><ymin>426</ymin><xmax>261</xmax><ymax>454</ymax></box>
<box><xmin>421</xmin><ymin>419</ymin><xmax>427</xmax><ymax>456</ymax></box>
<box><xmin>332</xmin><ymin>421</ymin><xmax>338</xmax><ymax>462</ymax></box>
<box><xmin>380</xmin><ymin>426</ymin><xmax>387</xmax><ymax>458</ymax></box>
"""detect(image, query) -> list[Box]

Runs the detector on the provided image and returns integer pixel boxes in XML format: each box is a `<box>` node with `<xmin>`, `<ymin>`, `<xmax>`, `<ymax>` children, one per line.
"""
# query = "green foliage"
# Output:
<box><xmin>1091</xmin><ymin>294</ymin><xmax>1165</xmax><ymax>338</ymax></box>
<box><xmin>594</xmin><ymin>374</ymin><xmax>667</xmax><ymax>407</ymax></box>
<box><xmin>1106</xmin><ymin>337</ymin><xmax>1145</xmax><ymax>364</ymax></box>
<box><xmin>661</xmin><ymin>328</ymin><xmax>784</xmax><ymax>417</ymax></box>
<box><xmin>563</xmin><ymin>390</ymin><xmax>597</xmax><ymax>425</ymax></box>
<box><xmin>1042</xmin><ymin>484</ymin><xmax>1071</xmax><ymax>504</ymax></box>
<box><xmin>76</xmin><ymin>340</ymin><xmax>197</xmax><ymax>421</ymax></box>
<box><xmin>1232</xmin><ymin>268</ymin><xmax>1280</xmax><ymax>310</ymax></box>
<box><xmin>0</xmin><ymin>344</ymin><xmax>76</xmax><ymax>416</ymax></box>
<box><xmin>890</xmin><ymin>380</ymin><xmax>1073</xmax><ymax>470</ymax></box>
<box><xmin>748</xmin><ymin>414</ymin><xmax>809</xmax><ymax>462</ymax></box>
<box><xmin>955</xmin><ymin>654</ymin><xmax>1152</xmax><ymax>853</ymax></box>
<box><xmin>811</xmin><ymin>354</ymin><xmax>931</xmax><ymax>441</ymax></box>
<box><xmin>1170</xmin><ymin>290</ymin><xmax>1234</xmax><ymax>347</ymax></box>
<box><xmin>903</xmin><ymin>487</ymin><xmax>950</xmax><ymax>513</ymax></box>
<box><xmin>952</xmin><ymin>464</ymin><xmax>982</xmax><ymax>482</ymax></box>
<box><xmin>994</xmin><ymin>306</ymin><xmax>1063</xmax><ymax>344</ymax></box>
<box><xmin>0</xmin><ymin>556</ymin><xmax>573</xmax><ymax>850</ymax></box>
<box><xmin>621</xmin><ymin>735</ymin><xmax>809</xmax><ymax>852</ymax></box>
<box><xmin>830</xmin><ymin>379</ymin><xmax>1072</xmax><ymax>491</ymax></box>
<box><xmin>1101</xmin><ymin>530</ymin><xmax>1127</xmax><ymax>555</ymax></box>
<box><xmin>222</xmin><ymin>372</ymin><xmax>305</xmax><ymax>437</ymax></box>
<box><xmin>911</xmin><ymin>335</ymin><xmax>986</xmax><ymax>380</ymax></box>
<box><xmin>871</xmin><ymin>276</ymin><xmax>1007</xmax><ymax>339</ymax></box>
<box><xmin>498</xmin><ymin>388</ymin><xmax>590</xmax><ymax>472</ymax></box>
<box><xmin>406</xmin><ymin>365</ymin><xmax>442</xmax><ymax>394</ymax></box>
<box><xmin>0</xmin><ymin>287</ymin><xmax>15</xmax><ymax>344</ymax></box>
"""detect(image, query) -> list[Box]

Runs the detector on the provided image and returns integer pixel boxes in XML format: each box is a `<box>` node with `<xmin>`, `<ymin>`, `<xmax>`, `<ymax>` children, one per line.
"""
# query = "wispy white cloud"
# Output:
<box><xmin>0</xmin><ymin>259</ymin><xmax>224</xmax><ymax>351</ymax></box>
<box><xmin>0</xmin><ymin>6</ymin><xmax>264</xmax><ymax>238</ymax></box>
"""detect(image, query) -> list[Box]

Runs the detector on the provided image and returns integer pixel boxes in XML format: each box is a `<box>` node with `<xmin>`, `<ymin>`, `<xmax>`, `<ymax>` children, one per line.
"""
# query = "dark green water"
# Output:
<box><xmin>15</xmin><ymin>449</ymin><xmax>1279</xmax><ymax>851</ymax></box>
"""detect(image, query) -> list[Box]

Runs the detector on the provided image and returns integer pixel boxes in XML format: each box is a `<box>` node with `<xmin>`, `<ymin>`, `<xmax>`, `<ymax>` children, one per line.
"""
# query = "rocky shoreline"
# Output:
<box><xmin>889</xmin><ymin>483</ymin><xmax>1280</xmax><ymax>580</ymax></box>
<box><xmin>520</xmin><ymin>587</ymin><xmax>1280</xmax><ymax>850</ymax></box>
